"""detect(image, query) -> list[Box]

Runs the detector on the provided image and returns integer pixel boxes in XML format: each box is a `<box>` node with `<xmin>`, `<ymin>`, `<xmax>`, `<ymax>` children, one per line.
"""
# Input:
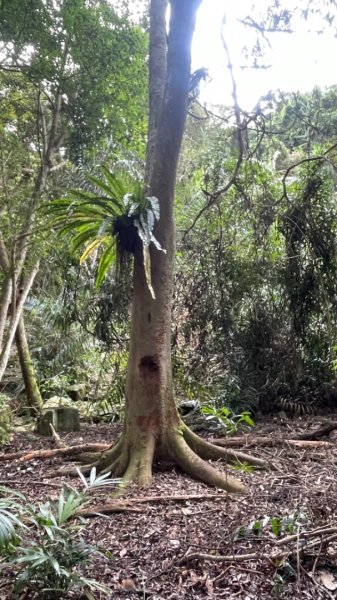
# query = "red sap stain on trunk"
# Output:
<box><xmin>136</xmin><ymin>410</ymin><xmax>160</xmax><ymax>431</ymax></box>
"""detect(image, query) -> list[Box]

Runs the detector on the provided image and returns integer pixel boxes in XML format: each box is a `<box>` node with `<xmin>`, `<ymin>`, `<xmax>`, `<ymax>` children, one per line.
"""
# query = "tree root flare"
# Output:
<box><xmin>96</xmin><ymin>436</ymin><xmax>123</xmax><ymax>473</ymax></box>
<box><xmin>87</xmin><ymin>421</ymin><xmax>264</xmax><ymax>493</ymax></box>
<box><xmin>120</xmin><ymin>434</ymin><xmax>156</xmax><ymax>488</ymax></box>
<box><xmin>183</xmin><ymin>427</ymin><xmax>269</xmax><ymax>469</ymax></box>
<box><xmin>167</xmin><ymin>429</ymin><xmax>246</xmax><ymax>493</ymax></box>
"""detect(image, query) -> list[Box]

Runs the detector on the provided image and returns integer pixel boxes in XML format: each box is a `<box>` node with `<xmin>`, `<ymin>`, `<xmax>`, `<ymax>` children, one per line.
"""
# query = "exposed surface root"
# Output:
<box><xmin>91</xmin><ymin>420</ymin><xmax>267</xmax><ymax>493</ymax></box>
<box><xmin>183</xmin><ymin>427</ymin><xmax>269</xmax><ymax>469</ymax></box>
<box><xmin>167</xmin><ymin>428</ymin><xmax>246</xmax><ymax>493</ymax></box>
<box><xmin>120</xmin><ymin>432</ymin><xmax>156</xmax><ymax>488</ymax></box>
<box><xmin>98</xmin><ymin>435</ymin><xmax>123</xmax><ymax>473</ymax></box>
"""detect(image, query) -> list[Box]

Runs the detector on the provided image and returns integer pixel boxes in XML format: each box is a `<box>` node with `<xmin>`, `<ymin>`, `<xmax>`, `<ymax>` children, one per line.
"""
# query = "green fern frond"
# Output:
<box><xmin>45</xmin><ymin>167</ymin><xmax>165</xmax><ymax>293</ymax></box>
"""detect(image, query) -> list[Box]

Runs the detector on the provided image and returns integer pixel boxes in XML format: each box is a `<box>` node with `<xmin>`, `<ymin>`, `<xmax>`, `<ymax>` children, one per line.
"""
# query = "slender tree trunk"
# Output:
<box><xmin>95</xmin><ymin>0</ymin><xmax>264</xmax><ymax>492</ymax></box>
<box><xmin>0</xmin><ymin>233</ymin><xmax>42</xmax><ymax>410</ymax></box>
<box><xmin>0</xmin><ymin>227</ymin><xmax>42</xmax><ymax>410</ymax></box>
<box><xmin>0</xmin><ymin>275</ymin><xmax>12</xmax><ymax>353</ymax></box>
<box><xmin>15</xmin><ymin>317</ymin><xmax>43</xmax><ymax>412</ymax></box>
<box><xmin>0</xmin><ymin>262</ymin><xmax>39</xmax><ymax>383</ymax></box>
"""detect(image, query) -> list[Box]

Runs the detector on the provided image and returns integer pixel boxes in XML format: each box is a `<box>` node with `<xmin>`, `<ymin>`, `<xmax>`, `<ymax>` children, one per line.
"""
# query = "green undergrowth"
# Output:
<box><xmin>0</xmin><ymin>468</ymin><xmax>120</xmax><ymax>598</ymax></box>
<box><xmin>0</xmin><ymin>394</ymin><xmax>12</xmax><ymax>446</ymax></box>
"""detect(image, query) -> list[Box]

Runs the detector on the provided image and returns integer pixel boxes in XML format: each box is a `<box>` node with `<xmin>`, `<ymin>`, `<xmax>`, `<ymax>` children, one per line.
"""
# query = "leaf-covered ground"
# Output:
<box><xmin>1</xmin><ymin>416</ymin><xmax>337</xmax><ymax>599</ymax></box>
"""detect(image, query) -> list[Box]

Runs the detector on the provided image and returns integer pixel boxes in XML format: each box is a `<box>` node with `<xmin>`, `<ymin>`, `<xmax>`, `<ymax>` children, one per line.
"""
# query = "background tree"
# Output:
<box><xmin>0</xmin><ymin>0</ymin><xmax>147</xmax><ymax>406</ymax></box>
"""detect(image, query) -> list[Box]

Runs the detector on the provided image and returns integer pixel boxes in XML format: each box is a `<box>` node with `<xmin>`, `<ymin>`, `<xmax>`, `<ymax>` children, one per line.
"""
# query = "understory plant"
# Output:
<box><xmin>200</xmin><ymin>404</ymin><xmax>254</xmax><ymax>435</ymax></box>
<box><xmin>0</xmin><ymin>469</ymin><xmax>119</xmax><ymax>598</ymax></box>
<box><xmin>0</xmin><ymin>487</ymin><xmax>26</xmax><ymax>552</ymax></box>
<box><xmin>0</xmin><ymin>395</ymin><xmax>11</xmax><ymax>446</ymax></box>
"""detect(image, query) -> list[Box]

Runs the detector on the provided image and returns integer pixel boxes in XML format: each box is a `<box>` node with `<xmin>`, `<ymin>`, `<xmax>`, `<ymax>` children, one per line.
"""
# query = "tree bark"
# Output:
<box><xmin>95</xmin><ymin>0</ymin><xmax>262</xmax><ymax>493</ymax></box>
<box><xmin>15</xmin><ymin>317</ymin><xmax>43</xmax><ymax>412</ymax></box>
<box><xmin>0</xmin><ymin>274</ymin><xmax>12</xmax><ymax>353</ymax></box>
<box><xmin>0</xmin><ymin>262</ymin><xmax>39</xmax><ymax>382</ymax></box>
<box><xmin>0</xmin><ymin>231</ymin><xmax>42</xmax><ymax>410</ymax></box>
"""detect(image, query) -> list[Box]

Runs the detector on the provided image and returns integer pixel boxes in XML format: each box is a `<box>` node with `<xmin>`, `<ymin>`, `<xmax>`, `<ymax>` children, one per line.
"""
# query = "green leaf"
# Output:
<box><xmin>200</xmin><ymin>406</ymin><xmax>214</xmax><ymax>415</ymax></box>
<box><xmin>86</xmin><ymin>174</ymin><xmax>119</xmax><ymax>198</ymax></box>
<box><xmin>97</xmin><ymin>217</ymin><xmax>114</xmax><ymax>237</ymax></box>
<box><xmin>234</xmin><ymin>526</ymin><xmax>247</xmax><ymax>540</ymax></box>
<box><xmin>49</xmin><ymin>555</ymin><xmax>61</xmax><ymax>575</ymax></box>
<box><xmin>80</xmin><ymin>238</ymin><xmax>104</xmax><ymax>264</ymax></box>
<box><xmin>101</xmin><ymin>167</ymin><xmax>127</xmax><ymax>199</ymax></box>
<box><xmin>95</xmin><ymin>240</ymin><xmax>116</xmax><ymax>288</ymax></box>
<box><xmin>240</xmin><ymin>413</ymin><xmax>254</xmax><ymax>427</ymax></box>
<box><xmin>71</xmin><ymin>225</ymin><xmax>104</xmax><ymax>252</ymax></box>
<box><xmin>271</xmin><ymin>517</ymin><xmax>281</xmax><ymax>537</ymax></box>
<box><xmin>58</xmin><ymin>489</ymin><xmax>84</xmax><ymax>524</ymax></box>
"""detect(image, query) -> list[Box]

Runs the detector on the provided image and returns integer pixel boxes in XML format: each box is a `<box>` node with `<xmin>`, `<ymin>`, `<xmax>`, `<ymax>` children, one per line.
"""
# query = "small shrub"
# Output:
<box><xmin>0</xmin><ymin>487</ymin><xmax>27</xmax><ymax>554</ymax></box>
<box><xmin>0</xmin><ymin>469</ymin><xmax>119</xmax><ymax>598</ymax></box>
<box><xmin>200</xmin><ymin>404</ymin><xmax>254</xmax><ymax>436</ymax></box>
<box><xmin>234</xmin><ymin>508</ymin><xmax>309</xmax><ymax>541</ymax></box>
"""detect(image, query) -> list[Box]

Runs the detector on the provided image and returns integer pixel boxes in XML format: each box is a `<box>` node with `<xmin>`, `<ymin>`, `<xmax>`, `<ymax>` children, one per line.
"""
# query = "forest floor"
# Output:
<box><xmin>1</xmin><ymin>415</ymin><xmax>337</xmax><ymax>599</ymax></box>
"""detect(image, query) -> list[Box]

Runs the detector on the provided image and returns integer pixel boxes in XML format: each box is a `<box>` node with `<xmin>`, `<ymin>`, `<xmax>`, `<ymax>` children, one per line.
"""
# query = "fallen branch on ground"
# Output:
<box><xmin>209</xmin><ymin>421</ymin><xmax>337</xmax><ymax>448</ymax></box>
<box><xmin>180</xmin><ymin>551</ymin><xmax>265</xmax><ymax>564</ymax></box>
<box><xmin>210</xmin><ymin>437</ymin><xmax>332</xmax><ymax>448</ymax></box>
<box><xmin>273</xmin><ymin>525</ymin><xmax>337</xmax><ymax>546</ymax></box>
<box><xmin>0</xmin><ymin>443</ymin><xmax>111</xmax><ymax>463</ymax></box>
<box><xmin>77</xmin><ymin>504</ymin><xmax>142</xmax><ymax>515</ymax></box>
<box><xmin>49</xmin><ymin>423</ymin><xmax>67</xmax><ymax>448</ymax></box>
<box><xmin>76</xmin><ymin>494</ymin><xmax>226</xmax><ymax>517</ymax></box>
<box><xmin>126</xmin><ymin>493</ymin><xmax>225</xmax><ymax>503</ymax></box>
<box><xmin>180</xmin><ymin>525</ymin><xmax>337</xmax><ymax>565</ymax></box>
<box><xmin>295</xmin><ymin>421</ymin><xmax>337</xmax><ymax>440</ymax></box>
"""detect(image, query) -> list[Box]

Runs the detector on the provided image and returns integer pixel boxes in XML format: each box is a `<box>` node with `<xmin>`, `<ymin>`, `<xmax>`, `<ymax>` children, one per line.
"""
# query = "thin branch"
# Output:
<box><xmin>280</xmin><ymin>142</ymin><xmax>337</xmax><ymax>204</ymax></box>
<box><xmin>183</xmin><ymin>25</ymin><xmax>244</xmax><ymax>239</ymax></box>
<box><xmin>239</xmin><ymin>15</ymin><xmax>293</xmax><ymax>36</ymax></box>
<box><xmin>181</xmin><ymin>551</ymin><xmax>263</xmax><ymax>564</ymax></box>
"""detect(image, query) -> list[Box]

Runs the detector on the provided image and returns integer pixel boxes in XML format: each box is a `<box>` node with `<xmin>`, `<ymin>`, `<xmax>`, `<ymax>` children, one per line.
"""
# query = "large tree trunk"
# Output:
<box><xmin>96</xmin><ymin>0</ymin><xmax>262</xmax><ymax>493</ymax></box>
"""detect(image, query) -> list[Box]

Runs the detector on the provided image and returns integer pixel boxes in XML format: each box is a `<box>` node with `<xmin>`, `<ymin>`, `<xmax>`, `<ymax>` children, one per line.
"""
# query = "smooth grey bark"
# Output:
<box><xmin>124</xmin><ymin>0</ymin><xmax>203</xmax><ymax>450</ymax></box>
<box><xmin>145</xmin><ymin>0</ymin><xmax>168</xmax><ymax>186</ymax></box>
<box><xmin>95</xmin><ymin>0</ymin><xmax>252</xmax><ymax>492</ymax></box>
<box><xmin>0</xmin><ymin>274</ymin><xmax>12</xmax><ymax>353</ymax></box>
<box><xmin>0</xmin><ymin>262</ymin><xmax>40</xmax><ymax>382</ymax></box>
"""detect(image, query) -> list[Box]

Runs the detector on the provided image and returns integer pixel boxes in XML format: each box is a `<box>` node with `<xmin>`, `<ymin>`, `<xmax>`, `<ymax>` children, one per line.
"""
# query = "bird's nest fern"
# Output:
<box><xmin>45</xmin><ymin>166</ymin><xmax>165</xmax><ymax>298</ymax></box>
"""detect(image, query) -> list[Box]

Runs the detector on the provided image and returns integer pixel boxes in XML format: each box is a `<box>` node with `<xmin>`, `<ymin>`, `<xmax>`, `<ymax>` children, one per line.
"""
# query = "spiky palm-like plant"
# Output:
<box><xmin>47</xmin><ymin>167</ymin><xmax>164</xmax><ymax>296</ymax></box>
